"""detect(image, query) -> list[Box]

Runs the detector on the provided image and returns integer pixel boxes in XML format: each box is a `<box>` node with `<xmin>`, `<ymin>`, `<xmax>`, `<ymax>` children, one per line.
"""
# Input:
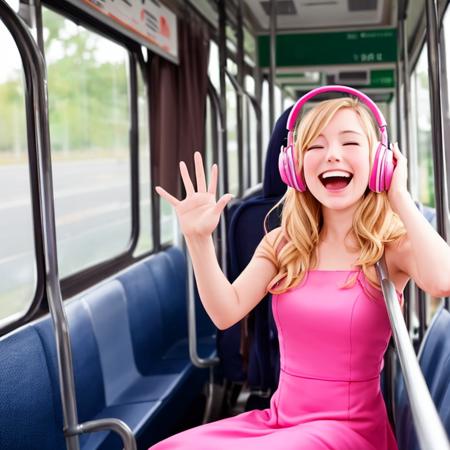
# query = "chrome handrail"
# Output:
<box><xmin>376</xmin><ymin>258</ymin><xmax>449</xmax><ymax>450</ymax></box>
<box><xmin>185</xmin><ymin>82</ymin><xmax>221</xmax><ymax>370</ymax></box>
<box><xmin>0</xmin><ymin>2</ymin><xmax>136</xmax><ymax>449</ymax></box>
<box><xmin>68</xmin><ymin>419</ymin><xmax>136</xmax><ymax>450</ymax></box>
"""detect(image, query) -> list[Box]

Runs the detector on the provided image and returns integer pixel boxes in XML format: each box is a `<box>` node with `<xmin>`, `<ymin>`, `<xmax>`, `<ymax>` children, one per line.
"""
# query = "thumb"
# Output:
<box><xmin>214</xmin><ymin>193</ymin><xmax>234</xmax><ymax>214</ymax></box>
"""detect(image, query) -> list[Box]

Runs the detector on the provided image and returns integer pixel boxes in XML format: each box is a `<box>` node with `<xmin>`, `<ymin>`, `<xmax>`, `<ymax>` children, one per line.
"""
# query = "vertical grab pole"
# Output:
<box><xmin>400</xmin><ymin>1</ymin><xmax>417</xmax><ymax>335</ymax></box>
<box><xmin>425</xmin><ymin>0</ymin><xmax>450</xmax><ymax>312</ymax></box>
<box><xmin>268</xmin><ymin>0</ymin><xmax>276</xmax><ymax>130</ymax></box>
<box><xmin>218</xmin><ymin>0</ymin><xmax>229</xmax><ymax>196</ymax></box>
<box><xmin>236</xmin><ymin>0</ymin><xmax>244</xmax><ymax>195</ymax></box>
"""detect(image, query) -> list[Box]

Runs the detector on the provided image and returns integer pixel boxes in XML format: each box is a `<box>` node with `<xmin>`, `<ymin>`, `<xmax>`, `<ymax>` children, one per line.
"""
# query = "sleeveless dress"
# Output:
<box><xmin>150</xmin><ymin>269</ymin><xmax>402</xmax><ymax>450</ymax></box>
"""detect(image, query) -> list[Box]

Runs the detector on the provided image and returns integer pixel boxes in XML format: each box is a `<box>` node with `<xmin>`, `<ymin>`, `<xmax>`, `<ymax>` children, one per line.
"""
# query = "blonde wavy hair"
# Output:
<box><xmin>260</xmin><ymin>97</ymin><xmax>406</xmax><ymax>295</ymax></box>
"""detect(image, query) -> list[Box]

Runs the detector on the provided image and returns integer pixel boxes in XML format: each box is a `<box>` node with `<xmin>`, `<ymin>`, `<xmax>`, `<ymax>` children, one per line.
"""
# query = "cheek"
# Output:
<box><xmin>354</xmin><ymin>154</ymin><xmax>371</xmax><ymax>182</ymax></box>
<box><xmin>302</xmin><ymin>153</ymin><xmax>320</xmax><ymax>182</ymax></box>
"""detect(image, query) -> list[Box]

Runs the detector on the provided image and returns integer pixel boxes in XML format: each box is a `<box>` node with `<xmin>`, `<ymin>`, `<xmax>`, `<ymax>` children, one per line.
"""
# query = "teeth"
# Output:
<box><xmin>321</xmin><ymin>170</ymin><xmax>352</xmax><ymax>179</ymax></box>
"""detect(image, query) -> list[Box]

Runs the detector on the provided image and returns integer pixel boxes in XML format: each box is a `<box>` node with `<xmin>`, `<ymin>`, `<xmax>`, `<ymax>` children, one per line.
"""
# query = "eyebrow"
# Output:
<box><xmin>339</xmin><ymin>130</ymin><xmax>363</xmax><ymax>136</ymax></box>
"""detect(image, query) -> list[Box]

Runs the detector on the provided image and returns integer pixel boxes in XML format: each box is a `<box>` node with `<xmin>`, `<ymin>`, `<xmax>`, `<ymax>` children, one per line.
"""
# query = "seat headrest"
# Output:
<box><xmin>263</xmin><ymin>106</ymin><xmax>293</xmax><ymax>198</ymax></box>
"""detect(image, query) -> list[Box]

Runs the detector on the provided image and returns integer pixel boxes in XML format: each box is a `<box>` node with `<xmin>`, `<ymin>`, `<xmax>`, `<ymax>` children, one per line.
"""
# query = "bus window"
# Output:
<box><xmin>43</xmin><ymin>8</ymin><xmax>132</xmax><ymax>277</ymax></box>
<box><xmin>4</xmin><ymin>0</ymin><xmax>18</xmax><ymax>11</ymax></box>
<box><xmin>410</xmin><ymin>44</ymin><xmax>442</xmax><ymax>326</ymax></box>
<box><xmin>205</xmin><ymin>95</ymin><xmax>214</xmax><ymax>178</ymax></box>
<box><xmin>411</xmin><ymin>45</ymin><xmax>435</xmax><ymax>209</ymax></box>
<box><xmin>208</xmin><ymin>41</ymin><xmax>220</xmax><ymax>93</ymax></box>
<box><xmin>134</xmin><ymin>62</ymin><xmax>153</xmax><ymax>257</ymax></box>
<box><xmin>0</xmin><ymin>22</ymin><xmax>37</xmax><ymax>325</ymax></box>
<box><xmin>245</xmin><ymin>75</ymin><xmax>258</xmax><ymax>186</ymax></box>
<box><xmin>226</xmin><ymin>59</ymin><xmax>239</xmax><ymax>196</ymax></box>
<box><xmin>261</xmin><ymin>78</ymin><xmax>270</xmax><ymax>162</ymax></box>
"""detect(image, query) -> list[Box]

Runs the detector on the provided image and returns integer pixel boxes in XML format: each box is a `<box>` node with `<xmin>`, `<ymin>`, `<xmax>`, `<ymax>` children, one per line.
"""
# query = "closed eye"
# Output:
<box><xmin>307</xmin><ymin>145</ymin><xmax>324</xmax><ymax>151</ymax></box>
<box><xmin>343</xmin><ymin>142</ymin><xmax>360</xmax><ymax>146</ymax></box>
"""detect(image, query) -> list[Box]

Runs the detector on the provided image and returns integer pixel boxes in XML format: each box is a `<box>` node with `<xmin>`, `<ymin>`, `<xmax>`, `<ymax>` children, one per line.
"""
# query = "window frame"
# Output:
<box><xmin>40</xmin><ymin>2</ymin><xmax>153</xmax><ymax>299</ymax></box>
<box><xmin>0</xmin><ymin>5</ymin><xmax>45</xmax><ymax>335</ymax></box>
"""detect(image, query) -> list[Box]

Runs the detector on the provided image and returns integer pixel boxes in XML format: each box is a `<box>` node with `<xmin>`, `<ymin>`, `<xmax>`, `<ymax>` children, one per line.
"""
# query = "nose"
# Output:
<box><xmin>325</xmin><ymin>145</ymin><xmax>342</xmax><ymax>162</ymax></box>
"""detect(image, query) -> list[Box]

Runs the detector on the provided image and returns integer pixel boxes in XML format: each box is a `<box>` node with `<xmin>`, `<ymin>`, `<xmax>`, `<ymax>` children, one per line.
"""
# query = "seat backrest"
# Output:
<box><xmin>117</xmin><ymin>260</ymin><xmax>165</xmax><ymax>375</ymax></box>
<box><xmin>219</xmin><ymin>106</ymin><xmax>291</xmax><ymax>389</ymax></box>
<box><xmin>144</xmin><ymin>249</ymin><xmax>188</xmax><ymax>348</ymax></box>
<box><xmin>0</xmin><ymin>325</ymin><xmax>65</xmax><ymax>450</ymax></box>
<box><xmin>395</xmin><ymin>304</ymin><xmax>450</xmax><ymax>450</ymax></box>
<box><xmin>34</xmin><ymin>299</ymin><xmax>106</xmax><ymax>423</ymax></box>
<box><xmin>82</xmin><ymin>280</ymin><xmax>141</xmax><ymax>405</ymax></box>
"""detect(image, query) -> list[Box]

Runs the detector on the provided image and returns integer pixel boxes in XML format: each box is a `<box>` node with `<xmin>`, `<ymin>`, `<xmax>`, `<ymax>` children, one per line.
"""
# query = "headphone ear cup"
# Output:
<box><xmin>286</xmin><ymin>144</ymin><xmax>306</xmax><ymax>192</ymax></box>
<box><xmin>278</xmin><ymin>146</ymin><xmax>290</xmax><ymax>186</ymax></box>
<box><xmin>279</xmin><ymin>144</ymin><xmax>306</xmax><ymax>192</ymax></box>
<box><xmin>369</xmin><ymin>142</ymin><xmax>384</xmax><ymax>193</ymax></box>
<box><xmin>369</xmin><ymin>143</ymin><xmax>395</xmax><ymax>192</ymax></box>
<box><xmin>279</xmin><ymin>145</ymin><xmax>295</xmax><ymax>188</ymax></box>
<box><xmin>383</xmin><ymin>147</ymin><xmax>395</xmax><ymax>191</ymax></box>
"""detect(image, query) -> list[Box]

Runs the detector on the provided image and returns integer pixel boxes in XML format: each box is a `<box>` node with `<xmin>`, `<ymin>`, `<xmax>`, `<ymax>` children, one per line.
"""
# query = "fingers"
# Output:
<box><xmin>391</xmin><ymin>142</ymin><xmax>402</xmax><ymax>156</ymax></box>
<box><xmin>390</xmin><ymin>142</ymin><xmax>406</xmax><ymax>164</ymax></box>
<box><xmin>214</xmin><ymin>193</ymin><xmax>234</xmax><ymax>215</ymax></box>
<box><xmin>194</xmin><ymin>151</ymin><xmax>207</xmax><ymax>192</ymax></box>
<box><xmin>208</xmin><ymin>163</ymin><xmax>218</xmax><ymax>195</ymax></box>
<box><xmin>179</xmin><ymin>161</ymin><xmax>195</xmax><ymax>195</ymax></box>
<box><xmin>155</xmin><ymin>186</ymin><xmax>180</xmax><ymax>207</ymax></box>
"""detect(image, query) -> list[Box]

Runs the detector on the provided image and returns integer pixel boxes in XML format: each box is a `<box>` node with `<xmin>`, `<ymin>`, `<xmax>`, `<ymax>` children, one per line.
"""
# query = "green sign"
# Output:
<box><xmin>369</xmin><ymin>69</ymin><xmax>395</xmax><ymax>88</ymax></box>
<box><xmin>258</xmin><ymin>29</ymin><xmax>397</xmax><ymax>67</ymax></box>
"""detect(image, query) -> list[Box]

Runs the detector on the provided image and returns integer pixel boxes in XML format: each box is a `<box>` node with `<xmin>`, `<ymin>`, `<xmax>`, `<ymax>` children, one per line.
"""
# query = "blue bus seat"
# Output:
<box><xmin>219</xmin><ymin>106</ymin><xmax>291</xmax><ymax>391</ymax></box>
<box><xmin>82</xmin><ymin>280</ymin><xmax>185</xmax><ymax>404</ymax></box>
<box><xmin>140</xmin><ymin>247</ymin><xmax>216</xmax><ymax>360</ymax></box>
<box><xmin>35</xmin><ymin>297</ymin><xmax>161</xmax><ymax>450</ymax></box>
<box><xmin>0</xmin><ymin>246</ymin><xmax>215</xmax><ymax>450</ymax></box>
<box><xmin>0</xmin><ymin>326</ymin><xmax>66</xmax><ymax>450</ymax></box>
<box><xmin>394</xmin><ymin>304</ymin><xmax>450</xmax><ymax>450</ymax></box>
<box><xmin>34</xmin><ymin>300</ymin><xmax>107</xmax><ymax>440</ymax></box>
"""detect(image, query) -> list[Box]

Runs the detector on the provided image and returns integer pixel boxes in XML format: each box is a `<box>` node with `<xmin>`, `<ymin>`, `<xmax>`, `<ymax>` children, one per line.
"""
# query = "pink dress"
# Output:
<box><xmin>150</xmin><ymin>270</ymin><xmax>401</xmax><ymax>449</ymax></box>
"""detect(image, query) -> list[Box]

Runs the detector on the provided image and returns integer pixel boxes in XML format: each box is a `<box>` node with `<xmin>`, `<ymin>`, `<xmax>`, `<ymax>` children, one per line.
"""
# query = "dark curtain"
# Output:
<box><xmin>149</xmin><ymin>12</ymin><xmax>210</xmax><ymax>198</ymax></box>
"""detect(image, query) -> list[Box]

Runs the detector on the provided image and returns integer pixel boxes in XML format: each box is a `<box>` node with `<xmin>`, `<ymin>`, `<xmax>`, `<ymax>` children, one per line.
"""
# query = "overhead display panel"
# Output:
<box><xmin>258</xmin><ymin>29</ymin><xmax>396</xmax><ymax>67</ymax></box>
<box><xmin>67</xmin><ymin>0</ymin><xmax>178</xmax><ymax>63</ymax></box>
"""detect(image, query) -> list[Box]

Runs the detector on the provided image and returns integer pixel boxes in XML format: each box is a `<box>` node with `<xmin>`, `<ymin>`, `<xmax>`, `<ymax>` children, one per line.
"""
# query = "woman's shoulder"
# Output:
<box><xmin>264</xmin><ymin>226</ymin><xmax>288</xmax><ymax>247</ymax></box>
<box><xmin>255</xmin><ymin>227</ymin><xmax>288</xmax><ymax>260</ymax></box>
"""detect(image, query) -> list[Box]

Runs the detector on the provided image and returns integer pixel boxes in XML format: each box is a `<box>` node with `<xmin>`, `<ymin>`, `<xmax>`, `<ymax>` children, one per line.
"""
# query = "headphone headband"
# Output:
<box><xmin>279</xmin><ymin>85</ymin><xmax>394</xmax><ymax>193</ymax></box>
<box><xmin>286</xmin><ymin>85</ymin><xmax>388</xmax><ymax>146</ymax></box>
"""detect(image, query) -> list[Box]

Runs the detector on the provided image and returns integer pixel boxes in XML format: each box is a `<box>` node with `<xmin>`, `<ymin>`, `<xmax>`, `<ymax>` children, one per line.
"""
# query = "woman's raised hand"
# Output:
<box><xmin>155</xmin><ymin>152</ymin><xmax>234</xmax><ymax>238</ymax></box>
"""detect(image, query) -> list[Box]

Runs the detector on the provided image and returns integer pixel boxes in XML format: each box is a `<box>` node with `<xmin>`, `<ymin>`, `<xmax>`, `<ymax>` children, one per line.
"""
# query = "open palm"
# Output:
<box><xmin>155</xmin><ymin>152</ymin><xmax>234</xmax><ymax>238</ymax></box>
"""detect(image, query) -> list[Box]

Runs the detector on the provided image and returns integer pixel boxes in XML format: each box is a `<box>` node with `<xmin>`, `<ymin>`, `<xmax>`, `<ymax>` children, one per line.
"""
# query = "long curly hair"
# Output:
<box><xmin>260</xmin><ymin>97</ymin><xmax>406</xmax><ymax>295</ymax></box>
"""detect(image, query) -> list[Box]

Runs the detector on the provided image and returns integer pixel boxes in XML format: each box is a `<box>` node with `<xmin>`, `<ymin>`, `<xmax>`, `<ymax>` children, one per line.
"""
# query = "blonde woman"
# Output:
<box><xmin>151</xmin><ymin>86</ymin><xmax>450</xmax><ymax>449</ymax></box>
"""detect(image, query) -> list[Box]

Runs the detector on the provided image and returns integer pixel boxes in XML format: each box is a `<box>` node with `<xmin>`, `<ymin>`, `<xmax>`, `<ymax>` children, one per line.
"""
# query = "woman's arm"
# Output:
<box><xmin>156</xmin><ymin>151</ymin><xmax>279</xmax><ymax>330</ymax></box>
<box><xmin>388</xmin><ymin>144</ymin><xmax>450</xmax><ymax>297</ymax></box>
<box><xmin>185</xmin><ymin>229</ymin><xmax>278</xmax><ymax>330</ymax></box>
<box><xmin>389</xmin><ymin>191</ymin><xmax>450</xmax><ymax>297</ymax></box>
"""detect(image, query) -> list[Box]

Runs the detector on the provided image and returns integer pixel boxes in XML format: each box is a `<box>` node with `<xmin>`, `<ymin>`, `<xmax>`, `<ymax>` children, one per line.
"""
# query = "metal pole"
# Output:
<box><xmin>399</xmin><ymin>0</ymin><xmax>417</xmax><ymax>333</ymax></box>
<box><xmin>236</xmin><ymin>0</ymin><xmax>244</xmax><ymax>195</ymax></box>
<box><xmin>269</xmin><ymin>0</ymin><xmax>276</xmax><ymax>130</ymax></box>
<box><xmin>438</xmin><ymin>22</ymin><xmax>450</xmax><ymax>311</ymax></box>
<box><xmin>218</xmin><ymin>0</ymin><xmax>229</xmax><ymax>195</ymax></box>
<box><xmin>425</xmin><ymin>0</ymin><xmax>450</xmax><ymax>312</ymax></box>
<box><xmin>376</xmin><ymin>258</ymin><xmax>450</xmax><ymax>450</ymax></box>
<box><xmin>425</xmin><ymin>0</ymin><xmax>449</xmax><ymax>240</ymax></box>
<box><xmin>395</xmin><ymin>18</ymin><xmax>403</xmax><ymax>147</ymax></box>
<box><xmin>401</xmin><ymin>12</ymin><xmax>412</xmax><ymax>192</ymax></box>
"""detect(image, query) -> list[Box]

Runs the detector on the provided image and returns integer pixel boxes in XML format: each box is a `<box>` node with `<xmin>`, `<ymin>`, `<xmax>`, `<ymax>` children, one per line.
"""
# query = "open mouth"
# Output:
<box><xmin>319</xmin><ymin>170</ymin><xmax>353</xmax><ymax>191</ymax></box>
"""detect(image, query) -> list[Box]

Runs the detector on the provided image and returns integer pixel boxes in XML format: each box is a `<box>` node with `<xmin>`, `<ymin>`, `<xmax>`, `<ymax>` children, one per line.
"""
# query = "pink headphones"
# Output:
<box><xmin>278</xmin><ymin>85</ymin><xmax>395</xmax><ymax>193</ymax></box>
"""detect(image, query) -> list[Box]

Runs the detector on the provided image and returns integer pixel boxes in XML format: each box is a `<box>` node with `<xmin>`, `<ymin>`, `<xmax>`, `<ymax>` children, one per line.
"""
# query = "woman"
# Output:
<box><xmin>151</xmin><ymin>86</ymin><xmax>450</xmax><ymax>449</ymax></box>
